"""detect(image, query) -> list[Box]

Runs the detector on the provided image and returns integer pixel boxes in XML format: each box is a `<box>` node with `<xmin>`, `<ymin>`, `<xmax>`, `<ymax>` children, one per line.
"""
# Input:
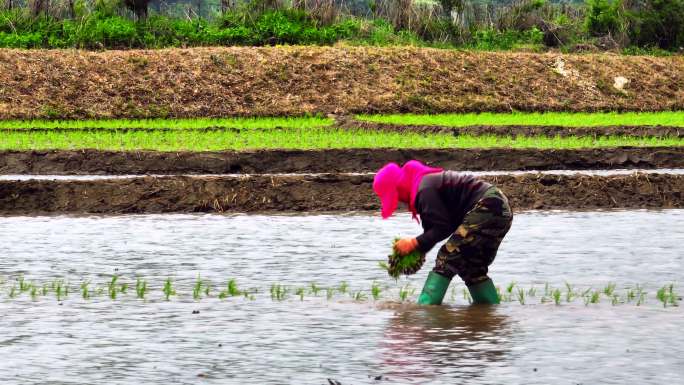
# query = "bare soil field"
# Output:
<box><xmin>0</xmin><ymin>173</ymin><xmax>680</xmax><ymax>214</ymax></box>
<box><xmin>1</xmin><ymin>47</ymin><xmax>683</xmax><ymax>119</ymax></box>
<box><xmin>1</xmin><ymin>147</ymin><xmax>682</xmax><ymax>175</ymax></box>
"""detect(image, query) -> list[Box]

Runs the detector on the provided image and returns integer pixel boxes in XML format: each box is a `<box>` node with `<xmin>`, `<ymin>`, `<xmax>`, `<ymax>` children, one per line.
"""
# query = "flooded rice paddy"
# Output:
<box><xmin>0</xmin><ymin>210</ymin><xmax>683</xmax><ymax>384</ymax></box>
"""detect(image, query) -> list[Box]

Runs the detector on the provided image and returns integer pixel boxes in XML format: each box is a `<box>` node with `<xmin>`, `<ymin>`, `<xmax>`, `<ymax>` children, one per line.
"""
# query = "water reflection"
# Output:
<box><xmin>379</xmin><ymin>305</ymin><xmax>512</xmax><ymax>383</ymax></box>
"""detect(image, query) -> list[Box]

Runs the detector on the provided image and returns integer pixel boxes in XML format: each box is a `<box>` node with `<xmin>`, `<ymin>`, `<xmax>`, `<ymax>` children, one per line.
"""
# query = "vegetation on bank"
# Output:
<box><xmin>357</xmin><ymin>112</ymin><xmax>684</xmax><ymax>127</ymax></box>
<box><xmin>0</xmin><ymin>0</ymin><xmax>682</xmax><ymax>52</ymax></box>
<box><xmin>3</xmin><ymin>47</ymin><xmax>682</xmax><ymax>120</ymax></box>
<box><xmin>1</xmin><ymin>128</ymin><xmax>682</xmax><ymax>151</ymax></box>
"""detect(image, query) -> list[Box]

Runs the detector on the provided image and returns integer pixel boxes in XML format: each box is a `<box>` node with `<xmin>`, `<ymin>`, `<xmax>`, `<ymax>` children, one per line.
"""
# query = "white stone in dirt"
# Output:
<box><xmin>552</xmin><ymin>57</ymin><xmax>570</xmax><ymax>77</ymax></box>
<box><xmin>613</xmin><ymin>76</ymin><xmax>630</xmax><ymax>91</ymax></box>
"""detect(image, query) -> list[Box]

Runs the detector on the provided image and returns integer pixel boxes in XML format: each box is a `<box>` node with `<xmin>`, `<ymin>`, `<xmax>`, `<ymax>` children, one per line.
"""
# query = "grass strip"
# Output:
<box><xmin>356</xmin><ymin>112</ymin><xmax>684</xmax><ymax>127</ymax></box>
<box><xmin>0</xmin><ymin>116</ymin><xmax>333</xmax><ymax>130</ymax></box>
<box><xmin>1</xmin><ymin>128</ymin><xmax>683</xmax><ymax>151</ymax></box>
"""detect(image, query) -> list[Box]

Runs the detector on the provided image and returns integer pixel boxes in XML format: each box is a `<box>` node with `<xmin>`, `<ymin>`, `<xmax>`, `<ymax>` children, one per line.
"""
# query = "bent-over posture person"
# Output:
<box><xmin>373</xmin><ymin>160</ymin><xmax>513</xmax><ymax>305</ymax></box>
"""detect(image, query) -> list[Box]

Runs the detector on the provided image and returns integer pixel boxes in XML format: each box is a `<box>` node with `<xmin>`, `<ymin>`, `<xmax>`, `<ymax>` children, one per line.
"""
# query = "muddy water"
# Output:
<box><xmin>0</xmin><ymin>211</ymin><xmax>683</xmax><ymax>384</ymax></box>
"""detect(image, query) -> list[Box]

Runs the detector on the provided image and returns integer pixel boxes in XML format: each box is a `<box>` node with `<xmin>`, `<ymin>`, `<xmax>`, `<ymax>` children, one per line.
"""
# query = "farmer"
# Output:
<box><xmin>373</xmin><ymin>160</ymin><xmax>513</xmax><ymax>305</ymax></box>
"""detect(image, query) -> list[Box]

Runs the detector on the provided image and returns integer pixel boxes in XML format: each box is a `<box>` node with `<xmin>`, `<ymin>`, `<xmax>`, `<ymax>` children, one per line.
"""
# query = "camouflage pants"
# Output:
<box><xmin>433</xmin><ymin>187</ymin><xmax>513</xmax><ymax>286</ymax></box>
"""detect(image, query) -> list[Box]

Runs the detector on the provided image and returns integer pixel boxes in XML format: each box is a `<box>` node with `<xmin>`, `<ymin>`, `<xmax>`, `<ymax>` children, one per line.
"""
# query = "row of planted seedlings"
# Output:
<box><xmin>491</xmin><ymin>281</ymin><xmax>680</xmax><ymax>307</ymax></box>
<box><xmin>0</xmin><ymin>274</ymin><xmax>403</xmax><ymax>303</ymax></box>
<box><xmin>0</xmin><ymin>275</ymin><xmax>680</xmax><ymax>307</ymax></box>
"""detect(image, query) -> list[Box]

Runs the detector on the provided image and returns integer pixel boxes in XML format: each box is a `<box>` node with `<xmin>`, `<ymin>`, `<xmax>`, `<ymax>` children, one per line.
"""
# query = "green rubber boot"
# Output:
<box><xmin>417</xmin><ymin>271</ymin><xmax>451</xmax><ymax>305</ymax></box>
<box><xmin>467</xmin><ymin>278</ymin><xmax>500</xmax><ymax>304</ymax></box>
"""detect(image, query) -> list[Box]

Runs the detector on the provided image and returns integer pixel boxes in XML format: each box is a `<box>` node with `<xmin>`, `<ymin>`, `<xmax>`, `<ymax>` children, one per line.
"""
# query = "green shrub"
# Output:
<box><xmin>628</xmin><ymin>0</ymin><xmax>684</xmax><ymax>50</ymax></box>
<box><xmin>585</xmin><ymin>0</ymin><xmax>627</xmax><ymax>37</ymax></box>
<box><xmin>470</xmin><ymin>27</ymin><xmax>545</xmax><ymax>50</ymax></box>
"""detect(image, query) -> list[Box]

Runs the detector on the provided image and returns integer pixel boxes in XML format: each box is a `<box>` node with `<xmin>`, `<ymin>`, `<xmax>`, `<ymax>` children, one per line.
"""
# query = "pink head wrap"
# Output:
<box><xmin>373</xmin><ymin>160</ymin><xmax>443</xmax><ymax>221</ymax></box>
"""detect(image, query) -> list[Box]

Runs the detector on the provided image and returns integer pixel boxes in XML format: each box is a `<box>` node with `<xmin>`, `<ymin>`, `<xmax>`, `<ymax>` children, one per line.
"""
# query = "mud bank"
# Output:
<box><xmin>1</xmin><ymin>47</ymin><xmax>683</xmax><ymax>119</ymax></box>
<box><xmin>2</xmin><ymin>147</ymin><xmax>683</xmax><ymax>175</ymax></box>
<box><xmin>341</xmin><ymin>118</ymin><xmax>684</xmax><ymax>138</ymax></box>
<box><xmin>0</xmin><ymin>173</ymin><xmax>680</xmax><ymax>214</ymax></box>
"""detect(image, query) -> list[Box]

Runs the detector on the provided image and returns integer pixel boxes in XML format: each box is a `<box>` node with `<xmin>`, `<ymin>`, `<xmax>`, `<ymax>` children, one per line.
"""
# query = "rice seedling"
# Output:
<box><xmin>668</xmin><ymin>284</ymin><xmax>680</xmax><ymax>307</ymax></box>
<box><xmin>296</xmin><ymin>287</ymin><xmax>305</xmax><ymax>301</ymax></box>
<box><xmin>309</xmin><ymin>282</ymin><xmax>321</xmax><ymax>296</ymax></box>
<box><xmin>326</xmin><ymin>287</ymin><xmax>334</xmax><ymax>301</ymax></box>
<box><xmin>227</xmin><ymin>279</ymin><xmax>241</xmax><ymax>296</ymax></box>
<box><xmin>655</xmin><ymin>284</ymin><xmax>678</xmax><ymax>307</ymax></box>
<box><xmin>81</xmin><ymin>281</ymin><xmax>90</xmax><ymax>300</ymax></box>
<box><xmin>193</xmin><ymin>274</ymin><xmax>203</xmax><ymax>300</ymax></box>
<box><xmin>8</xmin><ymin>285</ymin><xmax>17</xmax><ymax>299</ymax></box>
<box><xmin>603</xmin><ymin>282</ymin><xmax>617</xmax><ymax>297</ymax></box>
<box><xmin>163</xmin><ymin>278</ymin><xmax>176</xmax><ymax>301</ymax></box>
<box><xmin>517</xmin><ymin>288</ymin><xmax>526</xmax><ymax>305</ymax></box>
<box><xmin>55</xmin><ymin>280</ymin><xmax>66</xmax><ymax>301</ymax></box>
<box><xmin>135</xmin><ymin>278</ymin><xmax>147</xmax><ymax>299</ymax></box>
<box><xmin>41</xmin><ymin>284</ymin><xmax>48</xmax><ymax>296</ymax></box>
<box><xmin>636</xmin><ymin>284</ymin><xmax>647</xmax><ymax>306</ymax></box>
<box><xmin>204</xmin><ymin>283</ymin><xmax>211</xmax><ymax>297</ymax></box>
<box><xmin>506</xmin><ymin>282</ymin><xmax>516</xmax><ymax>294</ymax></box>
<box><xmin>399</xmin><ymin>285</ymin><xmax>412</xmax><ymax>302</ymax></box>
<box><xmin>338</xmin><ymin>281</ymin><xmax>349</xmax><ymax>294</ymax></box>
<box><xmin>371</xmin><ymin>282</ymin><xmax>382</xmax><ymax>300</ymax></box>
<box><xmin>270</xmin><ymin>284</ymin><xmax>287</xmax><ymax>301</ymax></box>
<box><xmin>29</xmin><ymin>284</ymin><xmax>38</xmax><ymax>300</ymax></box>
<box><xmin>565</xmin><ymin>282</ymin><xmax>575</xmax><ymax>302</ymax></box>
<box><xmin>590</xmin><ymin>291</ymin><xmax>601</xmax><ymax>304</ymax></box>
<box><xmin>119</xmin><ymin>282</ymin><xmax>128</xmax><ymax>294</ymax></box>
<box><xmin>18</xmin><ymin>275</ymin><xmax>30</xmax><ymax>293</ymax></box>
<box><xmin>354</xmin><ymin>291</ymin><xmax>367</xmax><ymax>301</ymax></box>
<box><xmin>626</xmin><ymin>289</ymin><xmax>636</xmax><ymax>302</ymax></box>
<box><xmin>527</xmin><ymin>286</ymin><xmax>537</xmax><ymax>297</ymax></box>
<box><xmin>552</xmin><ymin>288</ymin><xmax>561</xmax><ymax>305</ymax></box>
<box><xmin>107</xmin><ymin>276</ymin><xmax>118</xmax><ymax>300</ymax></box>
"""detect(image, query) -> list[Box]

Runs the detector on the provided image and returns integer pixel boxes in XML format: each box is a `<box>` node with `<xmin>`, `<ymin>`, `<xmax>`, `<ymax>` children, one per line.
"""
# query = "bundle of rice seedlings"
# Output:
<box><xmin>379</xmin><ymin>239</ymin><xmax>425</xmax><ymax>278</ymax></box>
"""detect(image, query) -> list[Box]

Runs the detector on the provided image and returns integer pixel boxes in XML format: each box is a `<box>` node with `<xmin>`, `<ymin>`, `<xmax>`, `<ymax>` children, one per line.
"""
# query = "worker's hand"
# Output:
<box><xmin>394</xmin><ymin>238</ymin><xmax>418</xmax><ymax>256</ymax></box>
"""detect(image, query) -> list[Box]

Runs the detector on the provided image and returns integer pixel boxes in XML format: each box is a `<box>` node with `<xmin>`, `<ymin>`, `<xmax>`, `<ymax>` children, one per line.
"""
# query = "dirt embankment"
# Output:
<box><xmin>1</xmin><ymin>47</ymin><xmax>683</xmax><ymax>119</ymax></box>
<box><xmin>1</xmin><ymin>148</ymin><xmax>682</xmax><ymax>175</ymax></box>
<box><xmin>340</xmin><ymin>118</ymin><xmax>684</xmax><ymax>138</ymax></box>
<box><xmin>0</xmin><ymin>173</ymin><xmax>680</xmax><ymax>215</ymax></box>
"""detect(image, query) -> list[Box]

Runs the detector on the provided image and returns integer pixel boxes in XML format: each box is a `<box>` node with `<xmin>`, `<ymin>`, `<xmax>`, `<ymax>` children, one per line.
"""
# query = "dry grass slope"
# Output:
<box><xmin>0</xmin><ymin>47</ymin><xmax>683</xmax><ymax>119</ymax></box>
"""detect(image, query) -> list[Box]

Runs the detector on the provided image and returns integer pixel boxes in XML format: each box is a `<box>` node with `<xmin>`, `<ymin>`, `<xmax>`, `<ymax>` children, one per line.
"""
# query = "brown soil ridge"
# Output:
<box><xmin>1</xmin><ymin>148</ymin><xmax>683</xmax><ymax>175</ymax></box>
<box><xmin>339</xmin><ymin>117</ymin><xmax>684</xmax><ymax>138</ymax></box>
<box><xmin>1</xmin><ymin>47</ymin><xmax>683</xmax><ymax>119</ymax></box>
<box><xmin>0</xmin><ymin>174</ymin><xmax>680</xmax><ymax>215</ymax></box>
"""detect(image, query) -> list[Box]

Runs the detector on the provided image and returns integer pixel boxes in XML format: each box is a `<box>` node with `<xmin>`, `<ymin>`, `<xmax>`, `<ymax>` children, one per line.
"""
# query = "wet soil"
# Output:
<box><xmin>2</xmin><ymin>147</ymin><xmax>684</xmax><ymax>175</ymax></box>
<box><xmin>341</xmin><ymin>117</ymin><xmax>684</xmax><ymax>138</ymax></box>
<box><xmin>0</xmin><ymin>173</ymin><xmax>680</xmax><ymax>214</ymax></box>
